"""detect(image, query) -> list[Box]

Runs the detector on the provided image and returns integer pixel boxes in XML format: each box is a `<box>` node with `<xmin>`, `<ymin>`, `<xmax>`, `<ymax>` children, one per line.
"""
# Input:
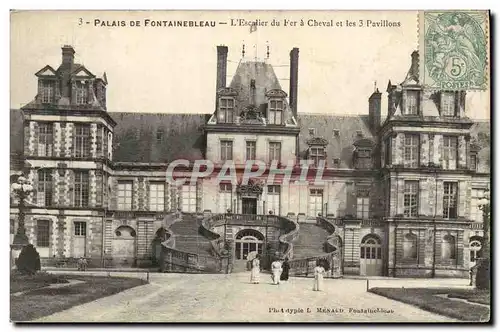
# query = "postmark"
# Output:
<box><xmin>420</xmin><ymin>11</ymin><xmax>489</xmax><ymax>90</ymax></box>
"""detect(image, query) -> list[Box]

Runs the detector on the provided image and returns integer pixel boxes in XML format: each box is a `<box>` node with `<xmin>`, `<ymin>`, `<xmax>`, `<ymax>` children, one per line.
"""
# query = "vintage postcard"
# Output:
<box><xmin>9</xmin><ymin>10</ymin><xmax>491</xmax><ymax>323</ymax></box>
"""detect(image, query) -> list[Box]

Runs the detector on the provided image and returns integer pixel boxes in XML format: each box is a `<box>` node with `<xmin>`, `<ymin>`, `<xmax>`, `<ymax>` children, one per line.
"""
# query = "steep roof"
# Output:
<box><xmin>111</xmin><ymin>112</ymin><xmax>208</xmax><ymax>163</ymax></box>
<box><xmin>298</xmin><ymin>114</ymin><xmax>373</xmax><ymax>168</ymax></box>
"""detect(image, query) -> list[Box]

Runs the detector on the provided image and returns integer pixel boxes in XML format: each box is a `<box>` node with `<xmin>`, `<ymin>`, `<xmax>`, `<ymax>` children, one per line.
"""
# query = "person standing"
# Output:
<box><xmin>271</xmin><ymin>259</ymin><xmax>283</xmax><ymax>285</ymax></box>
<box><xmin>250</xmin><ymin>255</ymin><xmax>261</xmax><ymax>284</ymax></box>
<box><xmin>313</xmin><ymin>260</ymin><xmax>326</xmax><ymax>291</ymax></box>
<box><xmin>280</xmin><ymin>257</ymin><xmax>290</xmax><ymax>282</ymax></box>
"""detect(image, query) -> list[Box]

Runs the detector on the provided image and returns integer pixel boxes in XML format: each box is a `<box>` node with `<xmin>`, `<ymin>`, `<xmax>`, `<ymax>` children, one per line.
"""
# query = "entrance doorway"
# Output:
<box><xmin>242</xmin><ymin>197</ymin><xmax>257</xmax><ymax>215</ymax></box>
<box><xmin>360</xmin><ymin>234</ymin><xmax>383</xmax><ymax>276</ymax></box>
<box><xmin>234</xmin><ymin>229</ymin><xmax>264</xmax><ymax>260</ymax></box>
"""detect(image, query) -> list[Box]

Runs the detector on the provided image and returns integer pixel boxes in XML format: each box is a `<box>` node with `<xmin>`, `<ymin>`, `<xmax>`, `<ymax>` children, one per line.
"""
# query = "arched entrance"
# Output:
<box><xmin>112</xmin><ymin>225</ymin><xmax>137</xmax><ymax>267</ymax></box>
<box><xmin>234</xmin><ymin>229</ymin><xmax>264</xmax><ymax>260</ymax></box>
<box><xmin>360</xmin><ymin>234</ymin><xmax>383</xmax><ymax>276</ymax></box>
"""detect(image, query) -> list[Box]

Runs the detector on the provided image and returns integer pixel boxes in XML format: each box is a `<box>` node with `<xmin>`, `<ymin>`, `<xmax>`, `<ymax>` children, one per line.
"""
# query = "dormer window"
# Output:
<box><xmin>333</xmin><ymin>158</ymin><xmax>341</xmax><ymax>168</ymax></box>
<box><xmin>469</xmin><ymin>142</ymin><xmax>480</xmax><ymax>172</ymax></box>
<box><xmin>76</xmin><ymin>81</ymin><xmax>88</xmax><ymax>105</ymax></box>
<box><xmin>218</xmin><ymin>97</ymin><xmax>234</xmax><ymax>123</ymax></box>
<box><xmin>404</xmin><ymin>90</ymin><xmax>419</xmax><ymax>115</ymax></box>
<box><xmin>355</xmin><ymin>148</ymin><xmax>372</xmax><ymax>169</ymax></box>
<box><xmin>268</xmin><ymin>99</ymin><xmax>284</xmax><ymax>125</ymax></box>
<box><xmin>441</xmin><ymin>92</ymin><xmax>456</xmax><ymax>117</ymax></box>
<box><xmin>40</xmin><ymin>80</ymin><xmax>56</xmax><ymax>104</ymax></box>
<box><xmin>356</xmin><ymin>130</ymin><xmax>363</xmax><ymax>138</ymax></box>
<box><xmin>309</xmin><ymin>128</ymin><xmax>316</xmax><ymax>136</ymax></box>
<box><xmin>310</xmin><ymin>146</ymin><xmax>326</xmax><ymax>167</ymax></box>
<box><xmin>333</xmin><ymin>129</ymin><xmax>340</xmax><ymax>137</ymax></box>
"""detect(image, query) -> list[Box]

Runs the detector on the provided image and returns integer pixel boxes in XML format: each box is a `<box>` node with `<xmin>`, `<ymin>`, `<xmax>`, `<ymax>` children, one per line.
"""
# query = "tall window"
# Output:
<box><xmin>37</xmin><ymin>123</ymin><xmax>54</xmax><ymax>157</ymax></box>
<box><xmin>443</xmin><ymin>182</ymin><xmax>458</xmax><ymax>219</ymax></box>
<box><xmin>269</xmin><ymin>142</ymin><xmax>281</xmax><ymax>163</ymax></box>
<box><xmin>309</xmin><ymin>189</ymin><xmax>323</xmax><ymax>217</ymax></box>
<box><xmin>219</xmin><ymin>97</ymin><xmax>234</xmax><ymax>123</ymax></box>
<box><xmin>403</xmin><ymin>232</ymin><xmax>418</xmax><ymax>259</ymax></box>
<box><xmin>103</xmin><ymin>128</ymin><xmax>109</xmax><ymax>159</ymax></box>
<box><xmin>310</xmin><ymin>146</ymin><xmax>326</xmax><ymax>167</ymax></box>
<box><xmin>149</xmin><ymin>182</ymin><xmax>165</xmax><ymax>211</ymax></box>
<box><xmin>41</xmin><ymin>80</ymin><xmax>55</xmax><ymax>104</ymax></box>
<box><xmin>441</xmin><ymin>234</ymin><xmax>456</xmax><ymax>260</ymax></box>
<box><xmin>76</xmin><ymin>81</ymin><xmax>88</xmax><ymax>105</ymax></box>
<box><xmin>219</xmin><ymin>183</ymin><xmax>232</xmax><ymax>213</ymax></box>
<box><xmin>470</xmin><ymin>189</ymin><xmax>484</xmax><ymax>223</ymax></box>
<box><xmin>356</xmin><ymin>148</ymin><xmax>372</xmax><ymax>169</ymax></box>
<box><xmin>356</xmin><ymin>197</ymin><xmax>369</xmax><ymax>219</ymax></box>
<box><xmin>403</xmin><ymin>181</ymin><xmax>419</xmax><ymax>217</ymax></box>
<box><xmin>96</xmin><ymin>125</ymin><xmax>103</xmax><ymax>157</ymax></box>
<box><xmin>405</xmin><ymin>90</ymin><xmax>419</xmax><ymax>115</ymax></box>
<box><xmin>441</xmin><ymin>92</ymin><xmax>456</xmax><ymax>117</ymax></box>
<box><xmin>73</xmin><ymin>171</ymin><xmax>89</xmax><ymax>207</ymax></box>
<box><xmin>443</xmin><ymin>136</ymin><xmax>458</xmax><ymax>169</ymax></box>
<box><xmin>220</xmin><ymin>140</ymin><xmax>233</xmax><ymax>161</ymax></box>
<box><xmin>268</xmin><ymin>99</ymin><xmax>284</xmax><ymax>125</ymax></box>
<box><xmin>404</xmin><ymin>134</ymin><xmax>419</xmax><ymax>167</ymax></box>
<box><xmin>74</xmin><ymin>124</ymin><xmax>90</xmax><ymax>158</ymax></box>
<box><xmin>246</xmin><ymin>141</ymin><xmax>256</xmax><ymax>160</ymax></box>
<box><xmin>117</xmin><ymin>181</ymin><xmax>133</xmax><ymax>210</ymax></box>
<box><xmin>36</xmin><ymin>220</ymin><xmax>50</xmax><ymax>248</ymax></box>
<box><xmin>267</xmin><ymin>185</ymin><xmax>281</xmax><ymax>215</ymax></box>
<box><xmin>182</xmin><ymin>184</ymin><xmax>197</xmax><ymax>213</ymax></box>
<box><xmin>37</xmin><ymin>169</ymin><xmax>53</xmax><ymax>207</ymax></box>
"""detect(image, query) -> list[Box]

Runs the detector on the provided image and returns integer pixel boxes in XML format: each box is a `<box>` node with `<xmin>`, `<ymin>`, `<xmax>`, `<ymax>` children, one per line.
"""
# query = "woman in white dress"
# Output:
<box><xmin>313</xmin><ymin>261</ymin><xmax>326</xmax><ymax>291</ymax></box>
<box><xmin>271</xmin><ymin>259</ymin><xmax>283</xmax><ymax>285</ymax></box>
<box><xmin>250</xmin><ymin>255</ymin><xmax>261</xmax><ymax>284</ymax></box>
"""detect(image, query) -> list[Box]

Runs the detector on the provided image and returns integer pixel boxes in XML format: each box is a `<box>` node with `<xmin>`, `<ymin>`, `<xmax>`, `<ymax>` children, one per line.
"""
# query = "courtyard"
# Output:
<box><xmin>32</xmin><ymin>271</ymin><xmax>472</xmax><ymax>323</ymax></box>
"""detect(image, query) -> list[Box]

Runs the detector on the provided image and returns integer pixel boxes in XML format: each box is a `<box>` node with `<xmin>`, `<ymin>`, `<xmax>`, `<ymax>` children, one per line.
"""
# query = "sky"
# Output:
<box><xmin>10</xmin><ymin>10</ymin><xmax>490</xmax><ymax>120</ymax></box>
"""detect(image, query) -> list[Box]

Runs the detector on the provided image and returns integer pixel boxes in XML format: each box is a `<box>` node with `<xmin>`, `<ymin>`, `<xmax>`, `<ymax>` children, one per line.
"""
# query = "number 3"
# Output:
<box><xmin>78</xmin><ymin>18</ymin><xmax>83</xmax><ymax>26</ymax></box>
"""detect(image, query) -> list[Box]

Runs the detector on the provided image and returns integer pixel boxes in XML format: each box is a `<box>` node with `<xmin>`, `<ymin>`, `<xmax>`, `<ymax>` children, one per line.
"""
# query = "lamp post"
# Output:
<box><xmin>11</xmin><ymin>176</ymin><xmax>34</xmax><ymax>267</ymax></box>
<box><xmin>475</xmin><ymin>188</ymin><xmax>490</xmax><ymax>290</ymax></box>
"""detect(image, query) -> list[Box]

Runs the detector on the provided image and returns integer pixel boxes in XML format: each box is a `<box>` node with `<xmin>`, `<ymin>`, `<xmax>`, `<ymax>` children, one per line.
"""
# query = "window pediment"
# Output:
<box><xmin>306</xmin><ymin>137</ymin><xmax>328</xmax><ymax>146</ymax></box>
<box><xmin>217</xmin><ymin>87</ymin><xmax>238</xmax><ymax>97</ymax></box>
<box><xmin>265</xmin><ymin>89</ymin><xmax>287</xmax><ymax>98</ymax></box>
<box><xmin>353</xmin><ymin>138</ymin><xmax>374</xmax><ymax>148</ymax></box>
<box><xmin>35</xmin><ymin>65</ymin><xmax>57</xmax><ymax>77</ymax></box>
<box><xmin>71</xmin><ymin>66</ymin><xmax>95</xmax><ymax>79</ymax></box>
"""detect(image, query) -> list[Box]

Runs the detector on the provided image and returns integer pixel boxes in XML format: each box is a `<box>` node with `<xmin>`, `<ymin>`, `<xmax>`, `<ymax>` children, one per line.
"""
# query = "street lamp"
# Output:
<box><xmin>11</xmin><ymin>176</ymin><xmax>34</xmax><ymax>267</ymax></box>
<box><xmin>475</xmin><ymin>188</ymin><xmax>490</xmax><ymax>290</ymax></box>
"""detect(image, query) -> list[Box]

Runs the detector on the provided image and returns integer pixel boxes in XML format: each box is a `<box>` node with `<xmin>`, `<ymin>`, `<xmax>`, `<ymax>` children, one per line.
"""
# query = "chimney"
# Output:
<box><xmin>368</xmin><ymin>88</ymin><xmax>382</xmax><ymax>134</ymax></box>
<box><xmin>409</xmin><ymin>50</ymin><xmax>419</xmax><ymax>82</ymax></box>
<box><xmin>216</xmin><ymin>45</ymin><xmax>228</xmax><ymax>92</ymax></box>
<box><xmin>289</xmin><ymin>47</ymin><xmax>299</xmax><ymax>117</ymax></box>
<box><xmin>62</xmin><ymin>45</ymin><xmax>75</xmax><ymax>67</ymax></box>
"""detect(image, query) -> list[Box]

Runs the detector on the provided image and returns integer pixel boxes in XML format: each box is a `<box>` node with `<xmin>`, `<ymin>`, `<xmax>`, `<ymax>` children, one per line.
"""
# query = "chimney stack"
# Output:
<box><xmin>368</xmin><ymin>88</ymin><xmax>382</xmax><ymax>134</ymax></box>
<box><xmin>62</xmin><ymin>45</ymin><xmax>75</xmax><ymax>67</ymax></box>
<box><xmin>216</xmin><ymin>45</ymin><xmax>228</xmax><ymax>92</ymax></box>
<box><xmin>409</xmin><ymin>50</ymin><xmax>419</xmax><ymax>82</ymax></box>
<box><xmin>289</xmin><ymin>47</ymin><xmax>299</xmax><ymax>117</ymax></box>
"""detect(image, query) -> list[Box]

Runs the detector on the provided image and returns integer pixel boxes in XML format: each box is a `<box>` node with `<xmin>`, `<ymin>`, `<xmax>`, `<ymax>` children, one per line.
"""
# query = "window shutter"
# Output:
<box><xmin>419</xmin><ymin>180</ymin><xmax>427</xmax><ymax>216</ymax></box>
<box><xmin>69</xmin><ymin>170</ymin><xmax>75</xmax><ymax>207</ymax></box>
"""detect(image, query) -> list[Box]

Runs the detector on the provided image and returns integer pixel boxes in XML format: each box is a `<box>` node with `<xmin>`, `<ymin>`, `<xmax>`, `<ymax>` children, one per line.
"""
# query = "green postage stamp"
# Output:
<box><xmin>420</xmin><ymin>11</ymin><xmax>489</xmax><ymax>90</ymax></box>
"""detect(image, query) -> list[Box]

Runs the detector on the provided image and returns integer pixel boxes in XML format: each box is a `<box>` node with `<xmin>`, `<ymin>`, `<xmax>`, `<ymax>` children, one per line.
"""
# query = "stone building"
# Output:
<box><xmin>9</xmin><ymin>45</ymin><xmax>490</xmax><ymax>276</ymax></box>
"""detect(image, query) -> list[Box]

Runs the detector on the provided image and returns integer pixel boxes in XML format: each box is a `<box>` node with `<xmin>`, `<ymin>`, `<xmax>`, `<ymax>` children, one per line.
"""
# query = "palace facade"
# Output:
<box><xmin>10</xmin><ymin>45</ymin><xmax>490</xmax><ymax>277</ymax></box>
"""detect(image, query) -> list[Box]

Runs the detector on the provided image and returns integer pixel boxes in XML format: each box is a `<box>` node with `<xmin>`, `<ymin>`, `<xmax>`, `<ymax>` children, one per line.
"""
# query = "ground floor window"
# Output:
<box><xmin>309</xmin><ymin>188</ymin><xmax>323</xmax><ymax>217</ymax></box>
<box><xmin>403</xmin><ymin>232</ymin><xmax>418</xmax><ymax>260</ymax></box>
<box><xmin>234</xmin><ymin>229</ymin><xmax>264</xmax><ymax>260</ymax></box>
<box><xmin>73</xmin><ymin>221</ymin><xmax>87</xmax><ymax>257</ymax></box>
<box><xmin>36</xmin><ymin>220</ymin><xmax>50</xmax><ymax>248</ymax></box>
<box><xmin>470</xmin><ymin>239</ymin><xmax>482</xmax><ymax>262</ymax></box>
<box><xmin>441</xmin><ymin>234</ymin><xmax>456</xmax><ymax>260</ymax></box>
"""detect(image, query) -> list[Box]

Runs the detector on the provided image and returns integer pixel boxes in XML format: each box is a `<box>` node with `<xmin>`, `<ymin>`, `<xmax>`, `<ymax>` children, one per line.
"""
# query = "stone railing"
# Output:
<box><xmin>288</xmin><ymin>251</ymin><xmax>341</xmax><ymax>278</ymax></box>
<box><xmin>159</xmin><ymin>212</ymin><xmax>226</xmax><ymax>273</ymax></box>
<box><xmin>277</xmin><ymin>216</ymin><xmax>300</xmax><ymax>259</ymax></box>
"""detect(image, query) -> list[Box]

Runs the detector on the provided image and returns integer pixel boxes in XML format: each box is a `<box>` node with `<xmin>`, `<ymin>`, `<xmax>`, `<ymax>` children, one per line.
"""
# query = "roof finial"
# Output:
<box><xmin>242</xmin><ymin>41</ymin><xmax>245</xmax><ymax>58</ymax></box>
<box><xmin>266</xmin><ymin>41</ymin><xmax>270</xmax><ymax>59</ymax></box>
<box><xmin>374</xmin><ymin>81</ymin><xmax>377</xmax><ymax>92</ymax></box>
